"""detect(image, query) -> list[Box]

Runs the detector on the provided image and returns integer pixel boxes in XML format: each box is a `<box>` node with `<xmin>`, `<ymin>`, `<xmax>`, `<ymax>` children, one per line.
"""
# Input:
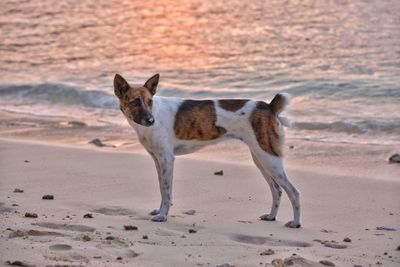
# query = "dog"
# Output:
<box><xmin>113</xmin><ymin>73</ymin><xmax>301</xmax><ymax>228</ymax></box>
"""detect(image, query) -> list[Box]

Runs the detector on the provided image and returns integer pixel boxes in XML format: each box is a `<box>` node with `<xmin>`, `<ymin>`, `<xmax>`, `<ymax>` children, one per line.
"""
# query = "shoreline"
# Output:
<box><xmin>0</xmin><ymin>109</ymin><xmax>399</xmax><ymax>182</ymax></box>
<box><xmin>1</xmin><ymin>138</ymin><xmax>399</xmax><ymax>266</ymax></box>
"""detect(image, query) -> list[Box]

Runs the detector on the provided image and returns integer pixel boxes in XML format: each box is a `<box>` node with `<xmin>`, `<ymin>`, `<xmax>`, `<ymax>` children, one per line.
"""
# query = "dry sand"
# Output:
<box><xmin>0</xmin><ymin>137</ymin><xmax>399</xmax><ymax>267</ymax></box>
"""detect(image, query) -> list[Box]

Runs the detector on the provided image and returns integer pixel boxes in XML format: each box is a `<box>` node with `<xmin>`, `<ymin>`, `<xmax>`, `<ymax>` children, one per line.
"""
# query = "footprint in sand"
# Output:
<box><xmin>33</xmin><ymin>222</ymin><xmax>95</xmax><ymax>232</ymax></box>
<box><xmin>49</xmin><ymin>244</ymin><xmax>72</xmax><ymax>251</ymax></box>
<box><xmin>91</xmin><ymin>206</ymin><xmax>136</xmax><ymax>216</ymax></box>
<box><xmin>230</xmin><ymin>233</ymin><xmax>312</xmax><ymax>247</ymax></box>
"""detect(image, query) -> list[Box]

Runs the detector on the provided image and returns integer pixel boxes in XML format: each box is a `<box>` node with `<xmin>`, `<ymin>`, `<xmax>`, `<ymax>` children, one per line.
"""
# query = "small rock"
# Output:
<box><xmin>82</xmin><ymin>235</ymin><xmax>91</xmax><ymax>242</ymax></box>
<box><xmin>181</xmin><ymin>235</ymin><xmax>187</xmax><ymax>238</ymax></box>
<box><xmin>13</xmin><ymin>188</ymin><xmax>24</xmax><ymax>193</ymax></box>
<box><xmin>124</xmin><ymin>225</ymin><xmax>138</xmax><ymax>231</ymax></box>
<box><xmin>353</xmin><ymin>265</ymin><xmax>362</xmax><ymax>267</ymax></box>
<box><xmin>343</xmin><ymin>237</ymin><xmax>351</xmax><ymax>242</ymax></box>
<box><xmin>397</xmin><ymin>245</ymin><xmax>400</xmax><ymax>251</ymax></box>
<box><xmin>188</xmin><ymin>229</ymin><xmax>197</xmax><ymax>234</ymax></box>
<box><xmin>322</xmin><ymin>241</ymin><xmax>347</xmax><ymax>249</ymax></box>
<box><xmin>289</xmin><ymin>145</ymin><xmax>295</xmax><ymax>149</ymax></box>
<box><xmin>389</xmin><ymin>153</ymin><xmax>400</xmax><ymax>164</ymax></box>
<box><xmin>183</xmin><ymin>209</ymin><xmax>196</xmax><ymax>215</ymax></box>
<box><xmin>67</xmin><ymin>121</ymin><xmax>87</xmax><ymax>127</ymax></box>
<box><xmin>88</xmin><ymin>138</ymin><xmax>106</xmax><ymax>147</ymax></box>
<box><xmin>260</xmin><ymin>249</ymin><xmax>274</xmax><ymax>256</ymax></box>
<box><xmin>142</xmin><ymin>235</ymin><xmax>148</xmax><ymax>240</ymax></box>
<box><xmin>83</xmin><ymin>213</ymin><xmax>93</xmax><ymax>218</ymax></box>
<box><xmin>5</xmin><ymin>261</ymin><xmax>28</xmax><ymax>266</ymax></box>
<box><xmin>42</xmin><ymin>195</ymin><xmax>54</xmax><ymax>200</ymax></box>
<box><xmin>105</xmin><ymin>236</ymin><xmax>115</xmax><ymax>240</ymax></box>
<box><xmin>93</xmin><ymin>256</ymin><xmax>102</xmax><ymax>259</ymax></box>
<box><xmin>214</xmin><ymin>170</ymin><xmax>224</xmax><ymax>176</ymax></box>
<box><xmin>24</xmin><ymin>212</ymin><xmax>38</xmax><ymax>218</ymax></box>
<box><xmin>320</xmin><ymin>229</ymin><xmax>336</xmax><ymax>233</ymax></box>
<box><xmin>320</xmin><ymin>260</ymin><xmax>335</xmax><ymax>266</ymax></box>
<box><xmin>376</xmin><ymin>226</ymin><xmax>396</xmax><ymax>231</ymax></box>
<box><xmin>116</xmin><ymin>256</ymin><xmax>123</xmax><ymax>260</ymax></box>
<box><xmin>24</xmin><ymin>160</ymin><xmax>30</xmax><ymax>163</ymax></box>
<box><xmin>12</xmin><ymin>204</ymin><xmax>19</xmax><ymax>207</ymax></box>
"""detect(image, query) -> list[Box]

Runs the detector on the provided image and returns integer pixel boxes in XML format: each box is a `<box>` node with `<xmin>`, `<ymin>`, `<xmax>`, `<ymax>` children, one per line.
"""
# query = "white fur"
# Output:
<box><xmin>124</xmin><ymin>95</ymin><xmax>301</xmax><ymax>227</ymax></box>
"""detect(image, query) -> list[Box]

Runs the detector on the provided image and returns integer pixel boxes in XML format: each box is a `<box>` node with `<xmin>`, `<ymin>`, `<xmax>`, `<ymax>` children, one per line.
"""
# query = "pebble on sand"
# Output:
<box><xmin>5</xmin><ymin>260</ymin><xmax>29</xmax><ymax>266</ymax></box>
<box><xmin>116</xmin><ymin>256</ymin><xmax>123</xmax><ymax>260</ymax></box>
<box><xmin>83</xmin><ymin>213</ymin><xmax>93</xmax><ymax>218</ymax></box>
<box><xmin>42</xmin><ymin>195</ymin><xmax>54</xmax><ymax>200</ymax></box>
<box><xmin>67</xmin><ymin>121</ymin><xmax>87</xmax><ymax>127</ymax></box>
<box><xmin>88</xmin><ymin>138</ymin><xmax>106</xmax><ymax>147</ymax></box>
<box><xmin>24</xmin><ymin>212</ymin><xmax>38</xmax><ymax>218</ymax></box>
<box><xmin>343</xmin><ymin>237</ymin><xmax>352</xmax><ymax>242</ymax></box>
<box><xmin>214</xmin><ymin>170</ymin><xmax>224</xmax><ymax>176</ymax></box>
<box><xmin>183</xmin><ymin>209</ymin><xmax>196</xmax><ymax>215</ymax></box>
<box><xmin>260</xmin><ymin>249</ymin><xmax>275</xmax><ymax>256</ymax></box>
<box><xmin>376</xmin><ymin>226</ymin><xmax>396</xmax><ymax>231</ymax></box>
<box><xmin>142</xmin><ymin>235</ymin><xmax>148</xmax><ymax>239</ymax></box>
<box><xmin>320</xmin><ymin>260</ymin><xmax>335</xmax><ymax>266</ymax></box>
<box><xmin>105</xmin><ymin>236</ymin><xmax>115</xmax><ymax>240</ymax></box>
<box><xmin>320</xmin><ymin>241</ymin><xmax>347</xmax><ymax>249</ymax></box>
<box><xmin>388</xmin><ymin>153</ymin><xmax>400</xmax><ymax>164</ymax></box>
<box><xmin>82</xmin><ymin>235</ymin><xmax>91</xmax><ymax>242</ymax></box>
<box><xmin>124</xmin><ymin>225</ymin><xmax>138</xmax><ymax>231</ymax></box>
<box><xmin>13</xmin><ymin>188</ymin><xmax>24</xmax><ymax>193</ymax></box>
<box><xmin>188</xmin><ymin>229</ymin><xmax>197</xmax><ymax>234</ymax></box>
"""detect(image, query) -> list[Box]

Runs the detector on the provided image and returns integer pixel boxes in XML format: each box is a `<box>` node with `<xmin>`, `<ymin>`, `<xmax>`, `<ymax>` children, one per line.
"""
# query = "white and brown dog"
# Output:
<box><xmin>114</xmin><ymin>73</ymin><xmax>301</xmax><ymax>228</ymax></box>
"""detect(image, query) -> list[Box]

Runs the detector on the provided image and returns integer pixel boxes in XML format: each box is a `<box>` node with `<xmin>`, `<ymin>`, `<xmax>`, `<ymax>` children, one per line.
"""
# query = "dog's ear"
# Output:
<box><xmin>143</xmin><ymin>73</ymin><xmax>159</xmax><ymax>95</ymax></box>
<box><xmin>114</xmin><ymin>74</ymin><xmax>130</xmax><ymax>98</ymax></box>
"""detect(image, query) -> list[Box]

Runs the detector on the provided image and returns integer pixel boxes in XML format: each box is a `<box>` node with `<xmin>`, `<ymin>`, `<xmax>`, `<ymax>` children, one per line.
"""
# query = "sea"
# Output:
<box><xmin>1</xmin><ymin>0</ymin><xmax>399</xmax><ymax>145</ymax></box>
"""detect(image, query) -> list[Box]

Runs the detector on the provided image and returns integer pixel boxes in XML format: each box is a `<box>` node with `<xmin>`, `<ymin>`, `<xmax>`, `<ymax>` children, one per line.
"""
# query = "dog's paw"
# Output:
<box><xmin>151</xmin><ymin>214</ymin><xmax>167</xmax><ymax>222</ymax></box>
<box><xmin>285</xmin><ymin>221</ymin><xmax>301</xmax><ymax>228</ymax></box>
<box><xmin>149</xmin><ymin>209</ymin><xmax>160</xmax><ymax>216</ymax></box>
<box><xmin>260</xmin><ymin>214</ymin><xmax>276</xmax><ymax>221</ymax></box>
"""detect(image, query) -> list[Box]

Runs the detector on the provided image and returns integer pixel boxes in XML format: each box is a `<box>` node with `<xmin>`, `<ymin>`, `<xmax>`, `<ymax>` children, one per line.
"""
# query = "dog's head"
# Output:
<box><xmin>113</xmin><ymin>73</ymin><xmax>159</xmax><ymax>127</ymax></box>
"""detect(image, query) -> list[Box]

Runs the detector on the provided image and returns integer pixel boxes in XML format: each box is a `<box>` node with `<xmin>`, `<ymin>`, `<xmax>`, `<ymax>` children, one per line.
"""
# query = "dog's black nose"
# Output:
<box><xmin>146</xmin><ymin>117</ymin><xmax>154</xmax><ymax>125</ymax></box>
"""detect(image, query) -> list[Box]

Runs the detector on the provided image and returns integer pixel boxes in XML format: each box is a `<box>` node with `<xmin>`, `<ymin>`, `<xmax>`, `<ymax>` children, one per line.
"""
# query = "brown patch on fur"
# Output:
<box><xmin>250</xmin><ymin>101</ymin><xmax>284</xmax><ymax>157</ymax></box>
<box><xmin>218</xmin><ymin>99</ymin><xmax>249</xmax><ymax>112</ymax></box>
<box><xmin>174</xmin><ymin>100</ymin><xmax>227</xmax><ymax>140</ymax></box>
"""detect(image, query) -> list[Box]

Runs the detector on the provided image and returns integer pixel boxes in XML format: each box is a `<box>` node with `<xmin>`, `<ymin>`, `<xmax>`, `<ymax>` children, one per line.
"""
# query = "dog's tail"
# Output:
<box><xmin>270</xmin><ymin>93</ymin><xmax>291</xmax><ymax>127</ymax></box>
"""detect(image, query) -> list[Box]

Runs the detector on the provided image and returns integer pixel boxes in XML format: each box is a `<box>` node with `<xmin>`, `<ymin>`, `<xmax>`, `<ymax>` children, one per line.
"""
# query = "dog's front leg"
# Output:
<box><xmin>150</xmin><ymin>152</ymin><xmax>175</xmax><ymax>222</ymax></box>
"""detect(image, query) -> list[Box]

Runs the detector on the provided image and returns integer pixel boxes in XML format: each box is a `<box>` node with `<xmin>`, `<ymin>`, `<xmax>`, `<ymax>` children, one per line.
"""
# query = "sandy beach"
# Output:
<box><xmin>1</xmin><ymin>135</ymin><xmax>399</xmax><ymax>267</ymax></box>
<box><xmin>2</xmin><ymin>0</ymin><xmax>400</xmax><ymax>266</ymax></box>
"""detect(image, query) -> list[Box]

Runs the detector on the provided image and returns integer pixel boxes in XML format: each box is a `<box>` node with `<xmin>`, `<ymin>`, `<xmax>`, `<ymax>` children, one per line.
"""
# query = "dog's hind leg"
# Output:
<box><xmin>253</xmin><ymin>150</ymin><xmax>301</xmax><ymax>228</ymax></box>
<box><xmin>251</xmin><ymin>152</ymin><xmax>282</xmax><ymax>221</ymax></box>
<box><xmin>149</xmin><ymin>152</ymin><xmax>175</xmax><ymax>222</ymax></box>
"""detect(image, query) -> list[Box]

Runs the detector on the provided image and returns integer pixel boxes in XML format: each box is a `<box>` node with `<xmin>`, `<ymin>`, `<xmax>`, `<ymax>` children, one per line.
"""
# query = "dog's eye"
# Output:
<box><xmin>130</xmin><ymin>98</ymin><xmax>141</xmax><ymax>107</ymax></box>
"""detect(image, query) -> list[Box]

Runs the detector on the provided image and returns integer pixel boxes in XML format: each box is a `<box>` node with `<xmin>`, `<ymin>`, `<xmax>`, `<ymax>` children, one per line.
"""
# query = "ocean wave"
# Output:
<box><xmin>0</xmin><ymin>83</ymin><xmax>118</xmax><ymax>109</ymax></box>
<box><xmin>293</xmin><ymin>119</ymin><xmax>400</xmax><ymax>135</ymax></box>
